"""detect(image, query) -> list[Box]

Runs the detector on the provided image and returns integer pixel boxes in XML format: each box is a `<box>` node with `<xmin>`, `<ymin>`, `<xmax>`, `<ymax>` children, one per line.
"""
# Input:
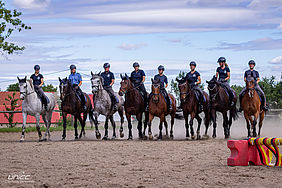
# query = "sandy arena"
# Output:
<box><xmin>0</xmin><ymin>115</ymin><xmax>281</xmax><ymax>187</ymax></box>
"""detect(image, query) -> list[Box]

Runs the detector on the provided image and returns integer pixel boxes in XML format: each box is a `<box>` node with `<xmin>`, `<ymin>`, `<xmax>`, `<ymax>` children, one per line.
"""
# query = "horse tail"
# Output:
<box><xmin>231</xmin><ymin>105</ymin><xmax>239</xmax><ymax>120</ymax></box>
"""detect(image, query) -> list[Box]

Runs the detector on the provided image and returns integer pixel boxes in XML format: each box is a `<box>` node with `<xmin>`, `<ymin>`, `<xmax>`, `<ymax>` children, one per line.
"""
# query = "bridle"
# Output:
<box><xmin>208</xmin><ymin>83</ymin><xmax>219</xmax><ymax>102</ymax></box>
<box><xmin>60</xmin><ymin>81</ymin><xmax>73</xmax><ymax>100</ymax></box>
<box><xmin>20</xmin><ymin>83</ymin><xmax>35</xmax><ymax>98</ymax></box>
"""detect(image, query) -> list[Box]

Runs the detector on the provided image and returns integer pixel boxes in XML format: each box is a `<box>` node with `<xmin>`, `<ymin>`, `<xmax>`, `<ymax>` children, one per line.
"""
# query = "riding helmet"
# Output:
<box><xmin>248</xmin><ymin>60</ymin><xmax>256</xmax><ymax>66</ymax></box>
<box><xmin>190</xmin><ymin>61</ymin><xmax>196</xmax><ymax>67</ymax></box>
<box><xmin>70</xmin><ymin>64</ymin><xmax>76</xmax><ymax>70</ymax></box>
<box><xmin>133</xmin><ymin>62</ymin><xmax>140</xmax><ymax>67</ymax></box>
<box><xmin>103</xmin><ymin>63</ymin><xmax>110</xmax><ymax>68</ymax></box>
<box><xmin>218</xmin><ymin>57</ymin><xmax>226</xmax><ymax>63</ymax></box>
<box><xmin>34</xmin><ymin>65</ymin><xmax>40</xmax><ymax>70</ymax></box>
<box><xmin>158</xmin><ymin>65</ymin><xmax>165</xmax><ymax>71</ymax></box>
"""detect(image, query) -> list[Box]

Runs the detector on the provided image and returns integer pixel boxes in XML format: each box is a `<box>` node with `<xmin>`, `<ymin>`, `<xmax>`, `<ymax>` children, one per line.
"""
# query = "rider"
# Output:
<box><xmin>152</xmin><ymin>65</ymin><xmax>172</xmax><ymax>112</ymax></box>
<box><xmin>185</xmin><ymin>61</ymin><xmax>204</xmax><ymax>111</ymax></box>
<box><xmin>130</xmin><ymin>62</ymin><xmax>147</xmax><ymax>107</ymax></box>
<box><xmin>101</xmin><ymin>63</ymin><xmax>118</xmax><ymax>111</ymax></box>
<box><xmin>68</xmin><ymin>64</ymin><xmax>86</xmax><ymax>111</ymax></box>
<box><xmin>30</xmin><ymin>65</ymin><xmax>48</xmax><ymax>110</ymax></box>
<box><xmin>215</xmin><ymin>57</ymin><xmax>235</xmax><ymax>107</ymax></box>
<box><xmin>239</xmin><ymin>60</ymin><xmax>268</xmax><ymax>112</ymax></box>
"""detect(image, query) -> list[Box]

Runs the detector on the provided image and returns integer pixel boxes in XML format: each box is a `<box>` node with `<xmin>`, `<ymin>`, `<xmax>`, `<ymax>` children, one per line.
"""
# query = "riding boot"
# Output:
<box><xmin>112</xmin><ymin>97</ymin><xmax>118</xmax><ymax>111</ymax></box>
<box><xmin>167</xmin><ymin>97</ymin><xmax>172</xmax><ymax>112</ymax></box>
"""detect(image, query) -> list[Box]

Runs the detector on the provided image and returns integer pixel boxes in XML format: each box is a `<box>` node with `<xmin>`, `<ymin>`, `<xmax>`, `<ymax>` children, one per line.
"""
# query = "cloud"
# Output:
<box><xmin>117</xmin><ymin>43</ymin><xmax>147</xmax><ymax>51</ymax></box>
<box><xmin>215</xmin><ymin>37</ymin><xmax>282</xmax><ymax>51</ymax></box>
<box><xmin>13</xmin><ymin>0</ymin><xmax>50</xmax><ymax>10</ymax></box>
<box><xmin>278</xmin><ymin>22</ymin><xmax>282</xmax><ymax>29</ymax></box>
<box><xmin>269</xmin><ymin>56</ymin><xmax>282</xmax><ymax>64</ymax></box>
<box><xmin>248</xmin><ymin>0</ymin><xmax>282</xmax><ymax>10</ymax></box>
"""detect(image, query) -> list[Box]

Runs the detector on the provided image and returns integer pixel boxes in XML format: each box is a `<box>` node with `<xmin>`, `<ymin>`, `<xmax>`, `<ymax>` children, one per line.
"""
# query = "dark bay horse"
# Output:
<box><xmin>147</xmin><ymin>79</ymin><xmax>176</xmax><ymax>140</ymax></box>
<box><xmin>206</xmin><ymin>76</ymin><xmax>238</xmax><ymax>138</ymax></box>
<box><xmin>118</xmin><ymin>74</ymin><xmax>148</xmax><ymax>139</ymax></box>
<box><xmin>59</xmin><ymin>77</ymin><xmax>94</xmax><ymax>140</ymax></box>
<box><xmin>241</xmin><ymin>76</ymin><xmax>265</xmax><ymax>137</ymax></box>
<box><xmin>177</xmin><ymin>78</ymin><xmax>210</xmax><ymax>140</ymax></box>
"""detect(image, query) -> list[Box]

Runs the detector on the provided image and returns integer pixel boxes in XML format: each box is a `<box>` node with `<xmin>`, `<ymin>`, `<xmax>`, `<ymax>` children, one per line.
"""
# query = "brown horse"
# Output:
<box><xmin>206</xmin><ymin>76</ymin><xmax>238</xmax><ymax>138</ymax></box>
<box><xmin>147</xmin><ymin>78</ymin><xmax>176</xmax><ymax>140</ymax></box>
<box><xmin>241</xmin><ymin>76</ymin><xmax>265</xmax><ymax>137</ymax></box>
<box><xmin>118</xmin><ymin>74</ymin><xmax>149</xmax><ymax>139</ymax></box>
<box><xmin>59</xmin><ymin>77</ymin><xmax>94</xmax><ymax>140</ymax></box>
<box><xmin>177</xmin><ymin>78</ymin><xmax>210</xmax><ymax>140</ymax></box>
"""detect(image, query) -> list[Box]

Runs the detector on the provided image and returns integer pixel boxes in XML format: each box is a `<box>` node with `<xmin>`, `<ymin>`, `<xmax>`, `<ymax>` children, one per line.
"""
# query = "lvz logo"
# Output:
<box><xmin>7</xmin><ymin>172</ymin><xmax>34</xmax><ymax>183</ymax></box>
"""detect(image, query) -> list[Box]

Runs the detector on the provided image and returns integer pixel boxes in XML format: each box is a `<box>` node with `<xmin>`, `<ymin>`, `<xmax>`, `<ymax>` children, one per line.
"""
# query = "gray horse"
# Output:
<box><xmin>90</xmin><ymin>72</ymin><xmax>125</xmax><ymax>140</ymax></box>
<box><xmin>18</xmin><ymin>77</ymin><xmax>56</xmax><ymax>142</ymax></box>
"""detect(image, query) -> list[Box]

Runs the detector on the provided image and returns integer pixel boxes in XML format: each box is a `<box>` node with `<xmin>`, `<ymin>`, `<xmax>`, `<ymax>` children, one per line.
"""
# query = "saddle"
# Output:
<box><xmin>189</xmin><ymin>84</ymin><xmax>206</xmax><ymax>103</ymax></box>
<box><xmin>219</xmin><ymin>83</ymin><xmax>235</xmax><ymax>101</ymax></box>
<box><xmin>35</xmin><ymin>91</ymin><xmax>50</xmax><ymax>105</ymax></box>
<box><xmin>133</xmin><ymin>83</ymin><xmax>145</xmax><ymax>101</ymax></box>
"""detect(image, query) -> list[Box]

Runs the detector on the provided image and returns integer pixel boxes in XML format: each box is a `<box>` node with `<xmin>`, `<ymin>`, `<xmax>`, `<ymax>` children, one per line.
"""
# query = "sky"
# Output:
<box><xmin>0</xmin><ymin>0</ymin><xmax>282</xmax><ymax>93</ymax></box>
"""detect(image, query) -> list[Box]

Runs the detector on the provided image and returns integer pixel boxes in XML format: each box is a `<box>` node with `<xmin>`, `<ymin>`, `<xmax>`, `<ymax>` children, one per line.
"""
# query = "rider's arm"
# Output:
<box><xmin>164</xmin><ymin>76</ymin><xmax>168</xmax><ymax>88</ymax></box>
<box><xmin>142</xmin><ymin>76</ymin><xmax>145</xmax><ymax>83</ymax></box>
<box><xmin>110</xmin><ymin>79</ymin><xmax>115</xmax><ymax>86</ymax></box>
<box><xmin>78</xmin><ymin>81</ymin><xmax>82</xmax><ymax>87</ymax></box>
<box><xmin>225</xmin><ymin>72</ymin><xmax>230</xmax><ymax>81</ymax></box>
<box><xmin>215</xmin><ymin>72</ymin><xmax>219</xmax><ymax>79</ymax></box>
<box><xmin>78</xmin><ymin>74</ymin><xmax>82</xmax><ymax>87</ymax></box>
<box><xmin>39</xmin><ymin>77</ymin><xmax>44</xmax><ymax>87</ymax></box>
<box><xmin>256</xmin><ymin>77</ymin><xmax>260</xmax><ymax>84</ymax></box>
<box><xmin>196</xmin><ymin>76</ymin><xmax>201</xmax><ymax>85</ymax></box>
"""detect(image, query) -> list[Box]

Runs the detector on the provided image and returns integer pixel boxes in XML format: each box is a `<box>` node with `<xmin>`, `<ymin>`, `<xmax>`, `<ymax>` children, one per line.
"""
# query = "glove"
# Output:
<box><xmin>75</xmin><ymin>86</ymin><xmax>79</xmax><ymax>90</ymax></box>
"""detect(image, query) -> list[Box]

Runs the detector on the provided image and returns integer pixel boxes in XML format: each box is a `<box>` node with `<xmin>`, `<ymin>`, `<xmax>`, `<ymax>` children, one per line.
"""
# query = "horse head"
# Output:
<box><xmin>119</xmin><ymin>74</ymin><xmax>132</xmax><ymax>96</ymax></box>
<box><xmin>18</xmin><ymin>76</ymin><xmax>28</xmax><ymax>100</ymax></box>
<box><xmin>176</xmin><ymin>78</ymin><xmax>189</xmax><ymax>102</ymax></box>
<box><xmin>246</xmin><ymin>75</ymin><xmax>255</xmax><ymax>98</ymax></box>
<box><xmin>206</xmin><ymin>75</ymin><xmax>219</xmax><ymax>94</ymax></box>
<box><xmin>58</xmin><ymin>77</ymin><xmax>69</xmax><ymax>100</ymax></box>
<box><xmin>151</xmin><ymin>78</ymin><xmax>161</xmax><ymax>103</ymax></box>
<box><xmin>90</xmin><ymin>71</ymin><xmax>103</xmax><ymax>94</ymax></box>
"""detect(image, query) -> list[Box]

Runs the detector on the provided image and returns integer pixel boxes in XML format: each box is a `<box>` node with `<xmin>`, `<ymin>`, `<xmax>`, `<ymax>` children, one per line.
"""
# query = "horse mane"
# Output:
<box><xmin>27</xmin><ymin>79</ymin><xmax>34</xmax><ymax>91</ymax></box>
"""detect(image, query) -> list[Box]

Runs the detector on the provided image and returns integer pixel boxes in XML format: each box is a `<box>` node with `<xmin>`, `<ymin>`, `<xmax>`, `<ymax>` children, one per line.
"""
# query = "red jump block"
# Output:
<box><xmin>227</xmin><ymin>140</ymin><xmax>267</xmax><ymax>166</ymax></box>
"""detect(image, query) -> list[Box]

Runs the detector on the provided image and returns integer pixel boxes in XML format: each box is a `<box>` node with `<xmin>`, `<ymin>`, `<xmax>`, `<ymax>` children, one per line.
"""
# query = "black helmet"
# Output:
<box><xmin>70</xmin><ymin>64</ymin><xmax>76</xmax><ymax>70</ymax></box>
<box><xmin>103</xmin><ymin>63</ymin><xmax>110</xmax><ymax>68</ymax></box>
<box><xmin>34</xmin><ymin>65</ymin><xmax>40</xmax><ymax>70</ymax></box>
<box><xmin>248</xmin><ymin>60</ymin><xmax>256</xmax><ymax>66</ymax></box>
<box><xmin>158</xmin><ymin>65</ymin><xmax>165</xmax><ymax>71</ymax></box>
<box><xmin>218</xmin><ymin>57</ymin><xmax>226</xmax><ymax>63</ymax></box>
<box><xmin>133</xmin><ymin>62</ymin><xmax>140</xmax><ymax>67</ymax></box>
<box><xmin>190</xmin><ymin>61</ymin><xmax>196</xmax><ymax>67</ymax></box>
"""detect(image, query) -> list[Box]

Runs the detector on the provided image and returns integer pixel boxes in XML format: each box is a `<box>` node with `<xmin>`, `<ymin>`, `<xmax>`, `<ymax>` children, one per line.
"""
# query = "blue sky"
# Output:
<box><xmin>0</xmin><ymin>0</ymin><xmax>281</xmax><ymax>92</ymax></box>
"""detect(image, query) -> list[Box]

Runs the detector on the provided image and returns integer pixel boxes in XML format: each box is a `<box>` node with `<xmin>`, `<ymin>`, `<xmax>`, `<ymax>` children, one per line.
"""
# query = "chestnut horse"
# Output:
<box><xmin>241</xmin><ymin>76</ymin><xmax>265</xmax><ymax>137</ymax></box>
<box><xmin>177</xmin><ymin>78</ymin><xmax>210</xmax><ymax>140</ymax></box>
<box><xmin>206</xmin><ymin>76</ymin><xmax>238</xmax><ymax>138</ymax></box>
<box><xmin>118</xmin><ymin>74</ymin><xmax>149</xmax><ymax>139</ymax></box>
<box><xmin>147</xmin><ymin>79</ymin><xmax>176</xmax><ymax>140</ymax></box>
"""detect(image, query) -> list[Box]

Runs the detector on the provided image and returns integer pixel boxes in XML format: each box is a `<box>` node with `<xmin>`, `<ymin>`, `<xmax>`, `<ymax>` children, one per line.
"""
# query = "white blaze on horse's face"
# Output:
<box><xmin>19</xmin><ymin>82</ymin><xmax>27</xmax><ymax>100</ymax></box>
<box><xmin>91</xmin><ymin>76</ymin><xmax>100</xmax><ymax>94</ymax></box>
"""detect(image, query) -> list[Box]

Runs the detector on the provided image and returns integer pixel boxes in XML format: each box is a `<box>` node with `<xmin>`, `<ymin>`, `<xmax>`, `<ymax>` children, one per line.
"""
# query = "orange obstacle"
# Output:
<box><xmin>227</xmin><ymin>138</ymin><xmax>282</xmax><ymax>166</ymax></box>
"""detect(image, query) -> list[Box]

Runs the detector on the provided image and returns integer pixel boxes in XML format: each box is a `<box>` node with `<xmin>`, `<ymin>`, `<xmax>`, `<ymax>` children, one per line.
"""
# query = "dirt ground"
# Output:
<box><xmin>0</xmin><ymin>114</ymin><xmax>281</xmax><ymax>188</ymax></box>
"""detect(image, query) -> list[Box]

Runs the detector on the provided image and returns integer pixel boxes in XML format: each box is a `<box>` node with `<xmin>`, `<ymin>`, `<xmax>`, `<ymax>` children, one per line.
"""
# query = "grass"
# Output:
<box><xmin>0</xmin><ymin>125</ymin><xmax>94</xmax><ymax>133</ymax></box>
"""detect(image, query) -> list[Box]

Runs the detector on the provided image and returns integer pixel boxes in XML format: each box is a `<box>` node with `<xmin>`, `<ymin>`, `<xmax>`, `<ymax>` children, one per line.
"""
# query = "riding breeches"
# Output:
<box><xmin>34</xmin><ymin>85</ymin><xmax>48</xmax><ymax>106</ymax></box>
<box><xmin>104</xmin><ymin>86</ymin><xmax>118</xmax><ymax>104</ymax></box>
<box><xmin>192</xmin><ymin>85</ymin><xmax>204</xmax><ymax>104</ymax></box>
<box><xmin>219</xmin><ymin>81</ymin><xmax>234</xmax><ymax>101</ymax></box>
<box><xmin>161</xmin><ymin>89</ymin><xmax>172</xmax><ymax>107</ymax></box>
<box><xmin>133</xmin><ymin>83</ymin><xmax>147</xmax><ymax>105</ymax></box>
<box><xmin>73</xmin><ymin>85</ymin><xmax>85</xmax><ymax>106</ymax></box>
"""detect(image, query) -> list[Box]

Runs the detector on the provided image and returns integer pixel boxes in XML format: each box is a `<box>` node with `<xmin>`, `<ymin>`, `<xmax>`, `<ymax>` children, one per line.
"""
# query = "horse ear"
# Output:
<box><xmin>151</xmin><ymin>78</ymin><xmax>154</xmax><ymax>83</ymax></box>
<box><xmin>24</xmin><ymin>76</ymin><xmax>27</xmax><ymax>81</ymax></box>
<box><xmin>17</xmin><ymin>76</ymin><xmax>20</xmax><ymax>82</ymax></box>
<box><xmin>98</xmin><ymin>71</ymin><xmax>101</xmax><ymax>76</ymax></box>
<box><xmin>91</xmin><ymin>71</ymin><xmax>94</xmax><ymax>76</ymax></box>
<box><xmin>176</xmin><ymin>78</ymin><xmax>180</xmax><ymax>83</ymax></box>
<box><xmin>59</xmin><ymin>77</ymin><xmax>61</xmax><ymax>82</ymax></box>
<box><xmin>206</xmin><ymin>80</ymin><xmax>209</xmax><ymax>84</ymax></box>
<box><xmin>125</xmin><ymin>73</ymin><xmax>129</xmax><ymax>78</ymax></box>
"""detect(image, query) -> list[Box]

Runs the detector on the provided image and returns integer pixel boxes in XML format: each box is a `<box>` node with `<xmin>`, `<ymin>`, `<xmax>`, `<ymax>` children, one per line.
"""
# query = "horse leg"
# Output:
<box><xmin>223</xmin><ymin>112</ymin><xmax>229</xmax><ymax>139</ymax></box>
<box><xmin>35</xmin><ymin>113</ymin><xmax>42</xmax><ymax>141</ymax></box>
<box><xmin>47</xmin><ymin>112</ymin><xmax>52</xmax><ymax>140</ymax></box>
<box><xmin>118</xmin><ymin>107</ymin><xmax>125</xmax><ymax>138</ymax></box>
<box><xmin>77</xmin><ymin>115</ymin><xmax>85</xmax><ymax>139</ymax></box>
<box><xmin>109</xmin><ymin>116</ymin><xmax>116</xmax><ymax>139</ymax></box>
<box><xmin>41</xmin><ymin>114</ymin><xmax>48</xmax><ymax>141</ymax></box>
<box><xmin>184</xmin><ymin>112</ymin><xmax>190</xmax><ymax>138</ymax></box>
<box><xmin>103</xmin><ymin>117</ymin><xmax>109</xmax><ymax>140</ymax></box>
<box><xmin>164</xmin><ymin>119</ymin><xmax>169</xmax><ymax>139</ymax></box>
<box><xmin>158</xmin><ymin>115</ymin><xmax>165</xmax><ymax>140</ymax></box>
<box><xmin>82</xmin><ymin>112</ymin><xmax>88</xmax><ymax>136</ymax></box>
<box><xmin>258</xmin><ymin>111</ymin><xmax>265</xmax><ymax>137</ymax></box>
<box><xmin>93</xmin><ymin>112</ymin><xmax>101</xmax><ymax>139</ymax></box>
<box><xmin>143</xmin><ymin>111</ymin><xmax>149</xmax><ymax>138</ymax></box>
<box><xmin>211</xmin><ymin>109</ymin><xmax>217</xmax><ymax>138</ymax></box>
<box><xmin>244</xmin><ymin>112</ymin><xmax>251</xmax><ymax>138</ymax></box>
<box><xmin>136</xmin><ymin>113</ymin><xmax>143</xmax><ymax>139</ymax></box>
<box><xmin>62</xmin><ymin>112</ymin><xmax>67</xmax><ymax>140</ymax></box>
<box><xmin>253</xmin><ymin>112</ymin><xmax>259</xmax><ymax>137</ymax></box>
<box><xmin>74</xmin><ymin>116</ymin><xmax>78</xmax><ymax>139</ymax></box>
<box><xmin>126</xmin><ymin>112</ymin><xmax>133</xmax><ymax>140</ymax></box>
<box><xmin>228</xmin><ymin>110</ymin><xmax>233</xmax><ymax>137</ymax></box>
<box><xmin>189</xmin><ymin>113</ymin><xmax>196</xmax><ymax>140</ymax></box>
<box><xmin>195</xmin><ymin>114</ymin><xmax>202</xmax><ymax>140</ymax></box>
<box><xmin>170</xmin><ymin>112</ymin><xmax>175</xmax><ymax>139</ymax></box>
<box><xmin>148</xmin><ymin>113</ymin><xmax>154</xmax><ymax>140</ymax></box>
<box><xmin>20</xmin><ymin>112</ymin><xmax>27</xmax><ymax>142</ymax></box>
<box><xmin>203</xmin><ymin>108</ymin><xmax>210</xmax><ymax>139</ymax></box>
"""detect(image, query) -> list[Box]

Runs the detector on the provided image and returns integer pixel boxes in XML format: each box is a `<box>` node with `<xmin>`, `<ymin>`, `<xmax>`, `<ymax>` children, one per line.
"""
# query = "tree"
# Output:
<box><xmin>3</xmin><ymin>92</ymin><xmax>20</xmax><ymax>127</ymax></box>
<box><xmin>231</xmin><ymin>84</ymin><xmax>244</xmax><ymax>97</ymax></box>
<box><xmin>0</xmin><ymin>1</ymin><xmax>31</xmax><ymax>55</ymax></box>
<box><xmin>42</xmin><ymin>84</ymin><xmax>57</xmax><ymax>92</ymax></box>
<box><xmin>6</xmin><ymin>83</ymin><xmax>19</xmax><ymax>91</ymax></box>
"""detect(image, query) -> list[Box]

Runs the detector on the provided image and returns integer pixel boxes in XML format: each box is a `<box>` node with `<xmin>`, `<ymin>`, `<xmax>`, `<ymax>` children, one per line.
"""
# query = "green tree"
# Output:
<box><xmin>6</xmin><ymin>83</ymin><xmax>19</xmax><ymax>91</ymax></box>
<box><xmin>170</xmin><ymin>71</ymin><xmax>186</xmax><ymax>104</ymax></box>
<box><xmin>231</xmin><ymin>84</ymin><xmax>244</xmax><ymax>97</ymax></box>
<box><xmin>42</xmin><ymin>84</ymin><xmax>57</xmax><ymax>92</ymax></box>
<box><xmin>0</xmin><ymin>1</ymin><xmax>31</xmax><ymax>55</ymax></box>
<box><xmin>3</xmin><ymin>92</ymin><xmax>20</xmax><ymax>127</ymax></box>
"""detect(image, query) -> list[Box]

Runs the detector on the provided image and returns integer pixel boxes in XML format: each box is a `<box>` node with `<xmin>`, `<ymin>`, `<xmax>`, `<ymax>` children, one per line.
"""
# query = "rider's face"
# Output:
<box><xmin>219</xmin><ymin>62</ymin><xmax>224</xmax><ymax>67</ymax></box>
<box><xmin>71</xmin><ymin>69</ymin><xmax>76</xmax><ymax>74</ymax></box>
<box><xmin>158</xmin><ymin>69</ymin><xmax>164</xmax><ymax>74</ymax></box>
<box><xmin>190</xmin><ymin>65</ymin><xmax>195</xmax><ymax>71</ymax></box>
<box><xmin>134</xmin><ymin>66</ymin><xmax>139</xmax><ymax>71</ymax></box>
<box><xmin>104</xmin><ymin>67</ymin><xmax>110</xmax><ymax>72</ymax></box>
<box><xmin>35</xmin><ymin>69</ymin><xmax>40</xmax><ymax>74</ymax></box>
<box><xmin>249</xmin><ymin>64</ymin><xmax>255</xmax><ymax>69</ymax></box>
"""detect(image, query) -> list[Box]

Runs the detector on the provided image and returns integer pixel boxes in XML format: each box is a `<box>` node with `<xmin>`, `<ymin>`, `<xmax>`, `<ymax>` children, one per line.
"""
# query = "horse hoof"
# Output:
<box><xmin>20</xmin><ymin>138</ymin><xmax>24</xmax><ymax>142</ymax></box>
<box><xmin>191</xmin><ymin>135</ymin><xmax>195</xmax><ymax>140</ymax></box>
<box><xmin>112</xmin><ymin>136</ymin><xmax>116</xmax><ymax>140</ymax></box>
<box><xmin>170</xmin><ymin>135</ymin><xmax>174</xmax><ymax>140</ymax></box>
<box><xmin>75</xmin><ymin>137</ymin><xmax>79</xmax><ymax>140</ymax></box>
<box><xmin>95</xmin><ymin>132</ymin><xmax>101</xmax><ymax>139</ymax></box>
<box><xmin>127</xmin><ymin>136</ymin><xmax>133</xmax><ymax>140</ymax></box>
<box><xmin>202</xmin><ymin>134</ymin><xmax>209</xmax><ymax>140</ymax></box>
<box><xmin>148</xmin><ymin>133</ymin><xmax>153</xmax><ymax>140</ymax></box>
<box><xmin>39</xmin><ymin>138</ymin><xmax>47</xmax><ymax>142</ymax></box>
<box><xmin>102</xmin><ymin>136</ymin><xmax>108</xmax><ymax>140</ymax></box>
<box><xmin>120</xmin><ymin>132</ymin><xmax>124</xmax><ymax>138</ymax></box>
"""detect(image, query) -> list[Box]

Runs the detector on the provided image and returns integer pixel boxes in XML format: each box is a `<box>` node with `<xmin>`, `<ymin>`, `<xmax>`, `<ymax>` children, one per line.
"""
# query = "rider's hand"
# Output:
<box><xmin>75</xmin><ymin>86</ymin><xmax>79</xmax><ymax>90</ymax></box>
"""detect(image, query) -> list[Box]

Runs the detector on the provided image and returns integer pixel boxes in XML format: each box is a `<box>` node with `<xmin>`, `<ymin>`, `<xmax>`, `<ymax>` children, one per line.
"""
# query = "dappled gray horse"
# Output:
<box><xmin>18</xmin><ymin>77</ymin><xmax>56</xmax><ymax>141</ymax></box>
<box><xmin>90</xmin><ymin>72</ymin><xmax>124</xmax><ymax>140</ymax></box>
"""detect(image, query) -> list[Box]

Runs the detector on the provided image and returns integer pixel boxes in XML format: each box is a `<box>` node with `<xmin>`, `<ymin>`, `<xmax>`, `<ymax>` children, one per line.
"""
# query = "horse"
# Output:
<box><xmin>90</xmin><ymin>72</ymin><xmax>124</xmax><ymax>140</ymax></box>
<box><xmin>118</xmin><ymin>74</ymin><xmax>149</xmax><ymax>140</ymax></box>
<box><xmin>59</xmin><ymin>77</ymin><xmax>93</xmax><ymax>140</ymax></box>
<box><xmin>206</xmin><ymin>76</ymin><xmax>238</xmax><ymax>138</ymax></box>
<box><xmin>241</xmin><ymin>76</ymin><xmax>265</xmax><ymax>137</ymax></box>
<box><xmin>176</xmin><ymin>78</ymin><xmax>210</xmax><ymax>140</ymax></box>
<box><xmin>18</xmin><ymin>77</ymin><xmax>56</xmax><ymax>142</ymax></box>
<box><xmin>147</xmin><ymin>78</ymin><xmax>176</xmax><ymax>140</ymax></box>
